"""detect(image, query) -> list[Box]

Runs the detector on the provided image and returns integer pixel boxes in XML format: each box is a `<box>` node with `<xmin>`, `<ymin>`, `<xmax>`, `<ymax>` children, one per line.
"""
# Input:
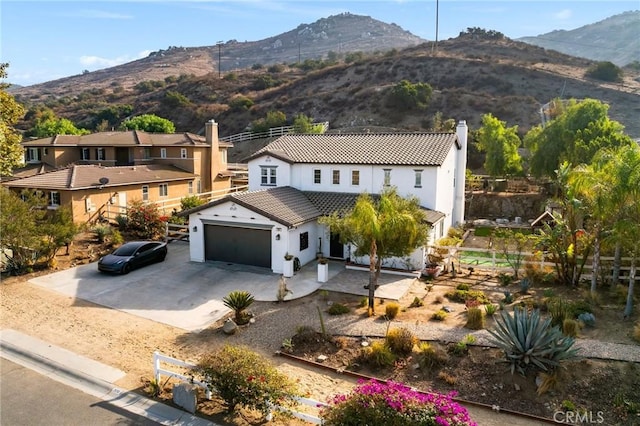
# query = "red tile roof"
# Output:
<box><xmin>21</xmin><ymin>131</ymin><xmax>232</xmax><ymax>147</ymax></box>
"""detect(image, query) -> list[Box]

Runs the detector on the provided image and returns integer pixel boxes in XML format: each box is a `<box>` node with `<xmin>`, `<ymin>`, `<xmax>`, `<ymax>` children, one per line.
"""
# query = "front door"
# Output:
<box><xmin>115</xmin><ymin>147</ymin><xmax>131</xmax><ymax>166</ymax></box>
<box><xmin>329</xmin><ymin>233</ymin><xmax>343</xmax><ymax>259</ymax></box>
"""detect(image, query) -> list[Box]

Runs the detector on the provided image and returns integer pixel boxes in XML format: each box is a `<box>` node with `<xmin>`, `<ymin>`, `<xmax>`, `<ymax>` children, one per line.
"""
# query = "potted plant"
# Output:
<box><xmin>318</xmin><ymin>257</ymin><xmax>329</xmax><ymax>283</ymax></box>
<box><xmin>283</xmin><ymin>253</ymin><xmax>294</xmax><ymax>277</ymax></box>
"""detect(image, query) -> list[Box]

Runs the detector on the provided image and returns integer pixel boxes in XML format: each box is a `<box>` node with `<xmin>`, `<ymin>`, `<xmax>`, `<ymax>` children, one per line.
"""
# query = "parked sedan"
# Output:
<box><xmin>98</xmin><ymin>241</ymin><xmax>167</xmax><ymax>274</ymax></box>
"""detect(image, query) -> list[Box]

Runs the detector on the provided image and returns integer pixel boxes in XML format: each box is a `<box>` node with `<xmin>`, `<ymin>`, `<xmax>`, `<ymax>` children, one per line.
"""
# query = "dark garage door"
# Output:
<box><xmin>204</xmin><ymin>225</ymin><xmax>272</xmax><ymax>268</ymax></box>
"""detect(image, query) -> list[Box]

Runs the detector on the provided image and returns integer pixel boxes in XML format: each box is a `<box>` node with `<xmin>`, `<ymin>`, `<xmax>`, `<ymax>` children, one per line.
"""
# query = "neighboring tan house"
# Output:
<box><xmin>184</xmin><ymin>120</ymin><xmax>469</xmax><ymax>274</ymax></box>
<box><xmin>3</xmin><ymin>119</ymin><xmax>233</xmax><ymax>223</ymax></box>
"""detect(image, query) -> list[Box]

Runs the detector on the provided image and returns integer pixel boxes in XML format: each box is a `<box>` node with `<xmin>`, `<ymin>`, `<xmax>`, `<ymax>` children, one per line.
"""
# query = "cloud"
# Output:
<box><xmin>79</xmin><ymin>50</ymin><xmax>152</xmax><ymax>69</ymax></box>
<box><xmin>553</xmin><ymin>9</ymin><xmax>572</xmax><ymax>20</ymax></box>
<box><xmin>60</xmin><ymin>9</ymin><xmax>133</xmax><ymax>19</ymax></box>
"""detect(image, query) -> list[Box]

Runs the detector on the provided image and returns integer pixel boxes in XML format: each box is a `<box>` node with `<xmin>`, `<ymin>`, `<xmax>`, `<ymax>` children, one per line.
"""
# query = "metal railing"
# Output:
<box><xmin>220</xmin><ymin>122</ymin><xmax>329</xmax><ymax>144</ymax></box>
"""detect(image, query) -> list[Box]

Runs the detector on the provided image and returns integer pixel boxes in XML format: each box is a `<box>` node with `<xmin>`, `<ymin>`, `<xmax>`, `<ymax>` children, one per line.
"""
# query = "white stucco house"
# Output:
<box><xmin>184</xmin><ymin>120</ymin><xmax>468</xmax><ymax>274</ymax></box>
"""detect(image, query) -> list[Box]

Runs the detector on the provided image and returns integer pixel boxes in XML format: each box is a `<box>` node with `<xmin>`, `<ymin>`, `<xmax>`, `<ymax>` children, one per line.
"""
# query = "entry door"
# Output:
<box><xmin>115</xmin><ymin>147</ymin><xmax>131</xmax><ymax>166</ymax></box>
<box><xmin>329</xmin><ymin>233</ymin><xmax>343</xmax><ymax>259</ymax></box>
<box><xmin>118</xmin><ymin>192</ymin><xmax>127</xmax><ymax>214</ymax></box>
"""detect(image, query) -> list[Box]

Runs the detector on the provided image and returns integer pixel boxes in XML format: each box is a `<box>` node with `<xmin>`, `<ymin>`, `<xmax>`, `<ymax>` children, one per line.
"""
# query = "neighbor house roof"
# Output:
<box><xmin>21</xmin><ymin>131</ymin><xmax>233</xmax><ymax>148</ymax></box>
<box><xmin>244</xmin><ymin>132</ymin><xmax>459</xmax><ymax>165</ymax></box>
<box><xmin>185</xmin><ymin>187</ymin><xmax>445</xmax><ymax>227</ymax></box>
<box><xmin>3</xmin><ymin>164</ymin><xmax>197</xmax><ymax>191</ymax></box>
<box><xmin>1</xmin><ymin>163</ymin><xmax>57</xmax><ymax>182</ymax></box>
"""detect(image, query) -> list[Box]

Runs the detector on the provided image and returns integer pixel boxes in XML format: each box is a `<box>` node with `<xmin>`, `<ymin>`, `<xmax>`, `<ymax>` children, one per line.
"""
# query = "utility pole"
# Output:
<box><xmin>217</xmin><ymin>41</ymin><xmax>223</xmax><ymax>78</ymax></box>
<box><xmin>432</xmin><ymin>0</ymin><xmax>439</xmax><ymax>54</ymax></box>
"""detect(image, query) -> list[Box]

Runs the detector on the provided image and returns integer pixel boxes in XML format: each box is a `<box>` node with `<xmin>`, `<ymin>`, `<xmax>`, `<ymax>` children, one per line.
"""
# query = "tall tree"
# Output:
<box><xmin>30</xmin><ymin>116</ymin><xmax>90</xmax><ymax>137</ymax></box>
<box><xmin>120</xmin><ymin>114</ymin><xmax>175</xmax><ymax>133</ymax></box>
<box><xmin>320</xmin><ymin>188</ymin><xmax>429</xmax><ymax>316</ymax></box>
<box><xmin>475</xmin><ymin>113</ymin><xmax>522</xmax><ymax>177</ymax></box>
<box><xmin>0</xmin><ymin>63</ymin><xmax>26</xmax><ymax>176</ymax></box>
<box><xmin>525</xmin><ymin>98</ymin><xmax>633</xmax><ymax>178</ymax></box>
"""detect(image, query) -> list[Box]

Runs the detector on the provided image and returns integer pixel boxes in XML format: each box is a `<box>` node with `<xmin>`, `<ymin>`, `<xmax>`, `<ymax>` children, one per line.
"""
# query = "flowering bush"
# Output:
<box><xmin>125</xmin><ymin>200</ymin><xmax>166</xmax><ymax>240</ymax></box>
<box><xmin>320</xmin><ymin>379</ymin><xmax>476</xmax><ymax>426</ymax></box>
<box><xmin>196</xmin><ymin>345</ymin><xmax>300</xmax><ymax>417</ymax></box>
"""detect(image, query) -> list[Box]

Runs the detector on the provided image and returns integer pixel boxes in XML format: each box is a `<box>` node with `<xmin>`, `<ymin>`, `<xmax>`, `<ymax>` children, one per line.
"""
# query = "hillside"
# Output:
<box><xmin>9</xmin><ymin>18</ymin><xmax>640</xmax><ymax>162</ymax></box>
<box><xmin>518</xmin><ymin>11</ymin><xmax>640</xmax><ymax>66</ymax></box>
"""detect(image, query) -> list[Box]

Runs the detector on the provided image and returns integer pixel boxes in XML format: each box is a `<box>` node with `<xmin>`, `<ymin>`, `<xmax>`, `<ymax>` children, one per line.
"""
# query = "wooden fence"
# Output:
<box><xmin>153</xmin><ymin>351</ymin><xmax>326</xmax><ymax>424</ymax></box>
<box><xmin>433</xmin><ymin>245</ymin><xmax>639</xmax><ymax>283</ymax></box>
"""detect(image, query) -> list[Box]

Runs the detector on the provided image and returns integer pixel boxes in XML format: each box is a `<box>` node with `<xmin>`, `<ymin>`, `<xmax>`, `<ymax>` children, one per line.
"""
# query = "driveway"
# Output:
<box><xmin>28</xmin><ymin>241</ymin><xmax>414</xmax><ymax>332</ymax></box>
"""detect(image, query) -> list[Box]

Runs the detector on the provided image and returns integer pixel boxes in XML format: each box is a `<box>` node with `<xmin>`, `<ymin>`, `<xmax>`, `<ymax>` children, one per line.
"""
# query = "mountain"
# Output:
<box><xmin>9</xmin><ymin>14</ymin><xmax>640</xmax><ymax>151</ymax></box>
<box><xmin>9</xmin><ymin>13</ymin><xmax>425</xmax><ymax>97</ymax></box>
<box><xmin>518</xmin><ymin>11</ymin><xmax>640</xmax><ymax>66</ymax></box>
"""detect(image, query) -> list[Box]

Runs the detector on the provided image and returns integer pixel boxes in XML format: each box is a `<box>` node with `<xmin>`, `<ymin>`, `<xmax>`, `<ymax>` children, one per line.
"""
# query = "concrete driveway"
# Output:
<box><xmin>28</xmin><ymin>241</ymin><xmax>326</xmax><ymax>332</ymax></box>
<box><xmin>28</xmin><ymin>240</ymin><xmax>414</xmax><ymax>332</ymax></box>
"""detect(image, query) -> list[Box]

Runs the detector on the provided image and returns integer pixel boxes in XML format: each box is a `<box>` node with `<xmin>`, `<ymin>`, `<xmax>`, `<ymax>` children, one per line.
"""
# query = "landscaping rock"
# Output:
<box><xmin>222</xmin><ymin>318</ymin><xmax>238</xmax><ymax>335</ymax></box>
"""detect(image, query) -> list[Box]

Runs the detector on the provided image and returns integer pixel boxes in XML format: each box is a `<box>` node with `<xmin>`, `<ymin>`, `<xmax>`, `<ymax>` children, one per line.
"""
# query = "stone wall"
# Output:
<box><xmin>465</xmin><ymin>192</ymin><xmax>549</xmax><ymax>221</ymax></box>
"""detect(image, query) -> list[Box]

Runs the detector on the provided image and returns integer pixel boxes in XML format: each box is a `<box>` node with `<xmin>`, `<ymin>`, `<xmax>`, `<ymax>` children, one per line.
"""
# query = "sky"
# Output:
<box><xmin>1</xmin><ymin>0</ymin><xmax>638</xmax><ymax>87</ymax></box>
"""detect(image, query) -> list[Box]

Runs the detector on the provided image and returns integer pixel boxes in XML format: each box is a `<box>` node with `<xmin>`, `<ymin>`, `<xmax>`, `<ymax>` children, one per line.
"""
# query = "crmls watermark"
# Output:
<box><xmin>553</xmin><ymin>411</ymin><xmax>605</xmax><ymax>424</ymax></box>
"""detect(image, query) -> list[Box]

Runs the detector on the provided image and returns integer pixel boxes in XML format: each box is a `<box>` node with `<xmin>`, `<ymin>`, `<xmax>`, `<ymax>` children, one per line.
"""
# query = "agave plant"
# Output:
<box><xmin>488</xmin><ymin>308</ymin><xmax>579</xmax><ymax>375</ymax></box>
<box><xmin>222</xmin><ymin>290</ymin><xmax>255</xmax><ymax>324</ymax></box>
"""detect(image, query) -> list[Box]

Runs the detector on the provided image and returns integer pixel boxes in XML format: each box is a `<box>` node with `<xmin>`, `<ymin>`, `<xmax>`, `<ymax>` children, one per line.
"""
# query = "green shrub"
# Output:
<box><xmin>488</xmin><ymin>309</ymin><xmax>579</xmax><ymax>374</ymax></box>
<box><xmin>358</xmin><ymin>297</ymin><xmax>368</xmax><ymax>308</ymax></box>
<box><xmin>228</xmin><ymin>95</ymin><xmax>254</xmax><ymax>111</ymax></box>
<box><xmin>484</xmin><ymin>304</ymin><xmax>498</xmax><ymax>316</ymax></box>
<box><xmin>445</xmin><ymin>289</ymin><xmax>489</xmax><ymax>304</ymax></box>
<box><xmin>386</xmin><ymin>80</ymin><xmax>433</xmax><ymax>111</ymax></box>
<box><xmin>415</xmin><ymin>342</ymin><xmax>448</xmax><ymax>369</ymax></box>
<box><xmin>384</xmin><ymin>302</ymin><xmax>400</xmax><ymax>319</ymax></box>
<box><xmin>456</xmin><ymin>283</ymin><xmax>470</xmax><ymax>291</ymax></box>
<box><xmin>361</xmin><ymin>341</ymin><xmax>396</xmax><ymax>368</ymax></box>
<box><xmin>222</xmin><ymin>291</ymin><xmax>255</xmax><ymax>324</ymax></box>
<box><xmin>114</xmin><ymin>214</ymin><xmax>128</xmax><ymax>229</ymax></box>
<box><xmin>110</xmin><ymin>229</ymin><xmax>124</xmax><ymax>246</ymax></box>
<box><xmin>409</xmin><ymin>297</ymin><xmax>424</xmax><ymax>308</ymax></box>
<box><xmin>327</xmin><ymin>302</ymin><xmax>350</xmax><ymax>315</ymax></box>
<box><xmin>320</xmin><ymin>379</ymin><xmax>475</xmax><ymax>426</ymax></box>
<box><xmin>465</xmin><ymin>307</ymin><xmax>485</xmax><ymax>330</ymax></box>
<box><xmin>548</xmin><ymin>298</ymin><xmax>571</xmax><ymax>327</ymax></box>
<box><xmin>432</xmin><ymin>309</ymin><xmax>448</xmax><ymax>321</ymax></box>
<box><xmin>385</xmin><ymin>327</ymin><xmax>416</xmax><ymax>356</ymax></box>
<box><xmin>449</xmin><ymin>334</ymin><xmax>476</xmax><ymax>356</ymax></box>
<box><xmin>196</xmin><ymin>345</ymin><xmax>300</xmax><ymax>416</ymax></box>
<box><xmin>180</xmin><ymin>195</ymin><xmax>204</xmax><ymax>211</ymax></box>
<box><xmin>562</xmin><ymin>319</ymin><xmax>580</xmax><ymax>337</ymax></box>
<box><xmin>586</xmin><ymin>61</ymin><xmax>623</xmax><ymax>82</ymax></box>
<box><xmin>93</xmin><ymin>224</ymin><xmax>111</xmax><ymax>243</ymax></box>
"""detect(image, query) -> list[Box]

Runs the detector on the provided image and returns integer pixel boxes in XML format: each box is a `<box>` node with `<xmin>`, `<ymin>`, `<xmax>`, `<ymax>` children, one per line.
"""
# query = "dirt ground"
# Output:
<box><xmin>1</xmin><ymin>232</ymin><xmax>639</xmax><ymax>425</ymax></box>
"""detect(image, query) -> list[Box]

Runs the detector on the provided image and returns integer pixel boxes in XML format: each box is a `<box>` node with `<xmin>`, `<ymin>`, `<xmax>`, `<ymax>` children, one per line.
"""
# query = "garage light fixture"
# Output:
<box><xmin>275</xmin><ymin>234</ymin><xmax>281</xmax><ymax>240</ymax></box>
<box><xmin>192</xmin><ymin>226</ymin><xmax>198</xmax><ymax>232</ymax></box>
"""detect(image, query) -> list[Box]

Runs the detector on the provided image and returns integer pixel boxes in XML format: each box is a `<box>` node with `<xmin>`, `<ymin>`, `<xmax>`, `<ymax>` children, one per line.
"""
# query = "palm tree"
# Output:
<box><xmin>321</xmin><ymin>188</ymin><xmax>429</xmax><ymax>316</ymax></box>
<box><xmin>222</xmin><ymin>290</ymin><xmax>255</xmax><ymax>324</ymax></box>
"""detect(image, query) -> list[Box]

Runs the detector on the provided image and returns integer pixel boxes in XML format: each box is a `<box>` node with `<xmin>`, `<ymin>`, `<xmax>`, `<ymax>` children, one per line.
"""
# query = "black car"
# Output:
<box><xmin>98</xmin><ymin>241</ymin><xmax>168</xmax><ymax>274</ymax></box>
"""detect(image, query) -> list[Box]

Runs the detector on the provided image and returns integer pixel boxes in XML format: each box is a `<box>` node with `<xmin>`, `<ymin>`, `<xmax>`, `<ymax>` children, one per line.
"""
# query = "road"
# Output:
<box><xmin>0</xmin><ymin>358</ymin><xmax>158</xmax><ymax>426</ymax></box>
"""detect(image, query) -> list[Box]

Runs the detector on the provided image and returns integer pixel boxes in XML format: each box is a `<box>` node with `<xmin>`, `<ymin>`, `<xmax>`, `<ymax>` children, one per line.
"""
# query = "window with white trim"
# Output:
<box><xmin>351</xmin><ymin>170</ymin><xmax>360</xmax><ymax>186</ymax></box>
<box><xmin>159</xmin><ymin>183</ymin><xmax>168</xmax><ymax>197</ymax></box>
<box><xmin>143</xmin><ymin>147</ymin><xmax>151</xmax><ymax>159</ymax></box>
<box><xmin>414</xmin><ymin>169</ymin><xmax>423</xmax><ymax>188</ymax></box>
<box><xmin>196</xmin><ymin>179</ymin><xmax>201</xmax><ymax>193</ymax></box>
<box><xmin>313</xmin><ymin>169</ymin><xmax>321</xmax><ymax>184</ymax></box>
<box><xmin>160</xmin><ymin>148</ymin><xmax>167</xmax><ymax>159</ymax></box>
<box><xmin>220</xmin><ymin>149</ymin><xmax>227</xmax><ymax>163</ymax></box>
<box><xmin>260</xmin><ymin>166</ymin><xmax>277</xmax><ymax>186</ymax></box>
<box><xmin>383</xmin><ymin>169</ymin><xmax>391</xmax><ymax>186</ymax></box>
<box><xmin>96</xmin><ymin>148</ymin><xmax>105</xmax><ymax>161</ymax></box>
<box><xmin>81</xmin><ymin>148</ymin><xmax>90</xmax><ymax>160</ymax></box>
<box><xmin>26</xmin><ymin>148</ymin><xmax>41</xmax><ymax>163</ymax></box>
<box><xmin>142</xmin><ymin>185</ymin><xmax>149</xmax><ymax>201</ymax></box>
<box><xmin>43</xmin><ymin>148</ymin><xmax>48</xmax><ymax>156</ymax></box>
<box><xmin>49</xmin><ymin>191</ymin><xmax>60</xmax><ymax>207</ymax></box>
<box><xmin>332</xmin><ymin>170</ymin><xmax>340</xmax><ymax>185</ymax></box>
<box><xmin>188</xmin><ymin>181</ymin><xmax>193</xmax><ymax>194</ymax></box>
<box><xmin>180</xmin><ymin>148</ymin><xmax>187</xmax><ymax>159</ymax></box>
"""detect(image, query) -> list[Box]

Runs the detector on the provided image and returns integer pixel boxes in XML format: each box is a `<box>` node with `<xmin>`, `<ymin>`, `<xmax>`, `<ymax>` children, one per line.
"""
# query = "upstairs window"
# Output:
<box><xmin>188</xmin><ymin>181</ymin><xmax>193</xmax><ymax>194</ymax></box>
<box><xmin>26</xmin><ymin>148</ymin><xmax>41</xmax><ymax>163</ymax></box>
<box><xmin>351</xmin><ymin>170</ymin><xmax>360</xmax><ymax>186</ymax></box>
<box><xmin>383</xmin><ymin>169</ymin><xmax>391</xmax><ymax>186</ymax></box>
<box><xmin>143</xmin><ymin>147</ymin><xmax>151</xmax><ymax>159</ymax></box>
<box><xmin>160</xmin><ymin>148</ymin><xmax>167</xmax><ymax>159</ymax></box>
<box><xmin>332</xmin><ymin>170</ymin><xmax>340</xmax><ymax>185</ymax></box>
<box><xmin>159</xmin><ymin>183</ymin><xmax>168</xmax><ymax>197</ymax></box>
<box><xmin>261</xmin><ymin>166</ymin><xmax>277</xmax><ymax>186</ymax></box>
<box><xmin>313</xmin><ymin>169</ymin><xmax>321</xmax><ymax>184</ymax></box>
<box><xmin>96</xmin><ymin>148</ymin><xmax>105</xmax><ymax>161</ymax></box>
<box><xmin>49</xmin><ymin>191</ymin><xmax>60</xmax><ymax>207</ymax></box>
<box><xmin>81</xmin><ymin>148</ymin><xmax>90</xmax><ymax>160</ymax></box>
<box><xmin>142</xmin><ymin>185</ymin><xmax>149</xmax><ymax>201</ymax></box>
<box><xmin>414</xmin><ymin>170</ymin><xmax>423</xmax><ymax>188</ymax></box>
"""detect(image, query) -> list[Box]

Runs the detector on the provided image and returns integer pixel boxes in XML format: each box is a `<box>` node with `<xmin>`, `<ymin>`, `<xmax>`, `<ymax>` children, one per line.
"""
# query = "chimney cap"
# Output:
<box><xmin>208</xmin><ymin>119</ymin><xmax>217</xmax><ymax>124</ymax></box>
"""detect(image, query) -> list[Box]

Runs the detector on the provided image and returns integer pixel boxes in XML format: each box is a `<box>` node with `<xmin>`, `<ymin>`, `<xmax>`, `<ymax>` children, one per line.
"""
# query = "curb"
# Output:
<box><xmin>0</xmin><ymin>330</ymin><xmax>216</xmax><ymax>426</ymax></box>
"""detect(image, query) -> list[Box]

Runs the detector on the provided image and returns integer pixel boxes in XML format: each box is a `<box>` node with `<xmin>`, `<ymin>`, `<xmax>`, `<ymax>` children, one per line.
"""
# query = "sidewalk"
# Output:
<box><xmin>0</xmin><ymin>329</ymin><xmax>217</xmax><ymax>426</ymax></box>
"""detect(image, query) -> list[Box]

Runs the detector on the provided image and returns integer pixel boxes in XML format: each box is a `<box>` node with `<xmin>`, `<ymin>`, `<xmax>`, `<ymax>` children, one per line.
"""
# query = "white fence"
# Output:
<box><xmin>153</xmin><ymin>351</ymin><xmax>327</xmax><ymax>424</ymax></box>
<box><xmin>434</xmin><ymin>245</ymin><xmax>639</xmax><ymax>282</ymax></box>
<box><xmin>220</xmin><ymin>122</ymin><xmax>329</xmax><ymax>144</ymax></box>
